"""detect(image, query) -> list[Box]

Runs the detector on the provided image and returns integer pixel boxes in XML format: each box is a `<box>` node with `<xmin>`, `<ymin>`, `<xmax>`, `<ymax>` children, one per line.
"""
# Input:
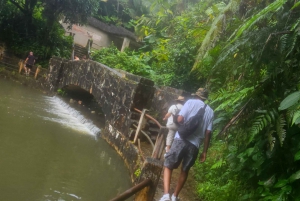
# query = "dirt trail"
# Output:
<box><xmin>140</xmin><ymin>141</ymin><xmax>199</xmax><ymax>201</ymax></box>
<box><xmin>154</xmin><ymin>165</ymin><xmax>199</xmax><ymax>201</ymax></box>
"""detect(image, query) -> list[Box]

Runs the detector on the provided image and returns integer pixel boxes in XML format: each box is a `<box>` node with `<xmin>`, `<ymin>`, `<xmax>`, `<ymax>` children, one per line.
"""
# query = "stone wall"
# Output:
<box><xmin>47</xmin><ymin>57</ymin><xmax>194</xmax><ymax>188</ymax></box>
<box><xmin>148</xmin><ymin>86</ymin><xmax>191</xmax><ymax>121</ymax></box>
<box><xmin>48</xmin><ymin>57</ymin><xmax>155</xmax><ymax>136</ymax></box>
<box><xmin>48</xmin><ymin>57</ymin><xmax>159</xmax><ymax>181</ymax></box>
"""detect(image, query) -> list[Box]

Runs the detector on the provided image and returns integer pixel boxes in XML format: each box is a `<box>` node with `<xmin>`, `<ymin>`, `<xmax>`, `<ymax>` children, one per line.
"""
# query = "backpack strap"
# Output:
<box><xmin>196</xmin><ymin>104</ymin><xmax>207</xmax><ymax>115</ymax></box>
<box><xmin>174</xmin><ymin>104</ymin><xmax>179</xmax><ymax>115</ymax></box>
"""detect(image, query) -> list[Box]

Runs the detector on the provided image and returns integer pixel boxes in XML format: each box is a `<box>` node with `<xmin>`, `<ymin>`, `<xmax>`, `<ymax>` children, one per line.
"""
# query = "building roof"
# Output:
<box><xmin>87</xmin><ymin>17</ymin><xmax>137</xmax><ymax>41</ymax></box>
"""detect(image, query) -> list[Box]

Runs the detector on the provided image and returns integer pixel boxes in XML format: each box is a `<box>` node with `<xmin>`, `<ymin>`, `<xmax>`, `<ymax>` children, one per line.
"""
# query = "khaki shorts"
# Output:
<box><xmin>164</xmin><ymin>139</ymin><xmax>199</xmax><ymax>172</ymax></box>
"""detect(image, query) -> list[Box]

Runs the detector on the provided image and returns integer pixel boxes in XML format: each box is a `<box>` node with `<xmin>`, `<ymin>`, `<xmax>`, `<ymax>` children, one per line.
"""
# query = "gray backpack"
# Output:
<box><xmin>178</xmin><ymin>104</ymin><xmax>207</xmax><ymax>139</ymax></box>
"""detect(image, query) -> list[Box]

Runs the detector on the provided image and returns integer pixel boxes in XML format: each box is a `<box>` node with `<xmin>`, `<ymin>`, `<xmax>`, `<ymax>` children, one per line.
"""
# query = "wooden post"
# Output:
<box><xmin>152</xmin><ymin>126</ymin><xmax>168</xmax><ymax>159</ymax></box>
<box><xmin>34</xmin><ymin>65</ymin><xmax>41</xmax><ymax>79</ymax></box>
<box><xmin>71</xmin><ymin>43</ymin><xmax>75</xmax><ymax>60</ymax></box>
<box><xmin>133</xmin><ymin>109</ymin><xmax>148</xmax><ymax>144</ymax></box>
<box><xmin>134</xmin><ymin>157</ymin><xmax>164</xmax><ymax>201</ymax></box>
<box><xmin>121</xmin><ymin>37</ymin><xmax>130</xmax><ymax>52</ymax></box>
<box><xmin>18</xmin><ymin>60</ymin><xmax>24</xmax><ymax>74</ymax></box>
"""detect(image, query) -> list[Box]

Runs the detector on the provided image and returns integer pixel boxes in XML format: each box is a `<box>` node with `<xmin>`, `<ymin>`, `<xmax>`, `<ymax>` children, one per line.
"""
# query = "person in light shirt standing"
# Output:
<box><xmin>163</xmin><ymin>96</ymin><xmax>185</xmax><ymax>153</ymax></box>
<box><xmin>159</xmin><ymin>88</ymin><xmax>214</xmax><ymax>201</ymax></box>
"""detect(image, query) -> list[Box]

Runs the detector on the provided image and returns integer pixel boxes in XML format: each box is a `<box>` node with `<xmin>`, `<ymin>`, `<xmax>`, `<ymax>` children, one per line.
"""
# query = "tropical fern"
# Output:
<box><xmin>286</xmin><ymin>26</ymin><xmax>300</xmax><ymax>58</ymax></box>
<box><xmin>280</xmin><ymin>34</ymin><xmax>288</xmax><ymax>53</ymax></box>
<box><xmin>211</xmin><ymin>87</ymin><xmax>254</xmax><ymax>112</ymax></box>
<box><xmin>276</xmin><ymin>114</ymin><xmax>286</xmax><ymax>147</ymax></box>
<box><xmin>248</xmin><ymin>110</ymin><xmax>278</xmax><ymax>144</ymax></box>
<box><xmin>211</xmin><ymin>158</ymin><xmax>226</xmax><ymax>170</ymax></box>
<box><xmin>267</xmin><ymin>129</ymin><xmax>276</xmax><ymax>152</ymax></box>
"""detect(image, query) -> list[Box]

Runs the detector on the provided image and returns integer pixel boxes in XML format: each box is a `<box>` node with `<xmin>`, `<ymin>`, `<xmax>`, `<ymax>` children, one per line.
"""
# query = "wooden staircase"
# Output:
<box><xmin>74</xmin><ymin>44</ymin><xmax>88</xmax><ymax>60</ymax></box>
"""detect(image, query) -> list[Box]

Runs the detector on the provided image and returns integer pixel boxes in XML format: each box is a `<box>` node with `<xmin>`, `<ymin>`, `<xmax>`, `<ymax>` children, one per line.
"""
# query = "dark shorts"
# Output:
<box><xmin>25</xmin><ymin>64</ymin><xmax>33</xmax><ymax>69</ymax></box>
<box><xmin>164</xmin><ymin>139</ymin><xmax>199</xmax><ymax>172</ymax></box>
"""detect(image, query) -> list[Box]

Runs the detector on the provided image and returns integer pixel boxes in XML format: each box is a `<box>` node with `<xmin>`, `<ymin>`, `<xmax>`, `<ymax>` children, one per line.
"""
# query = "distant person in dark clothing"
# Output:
<box><xmin>24</xmin><ymin>52</ymin><xmax>35</xmax><ymax>76</ymax></box>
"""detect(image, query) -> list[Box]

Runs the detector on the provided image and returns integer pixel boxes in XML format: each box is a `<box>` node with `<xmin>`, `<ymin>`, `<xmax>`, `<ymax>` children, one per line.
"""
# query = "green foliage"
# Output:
<box><xmin>2</xmin><ymin>0</ymin><xmax>300</xmax><ymax>200</ymax></box>
<box><xmin>187</xmin><ymin>0</ymin><xmax>300</xmax><ymax>200</ymax></box>
<box><xmin>0</xmin><ymin>0</ymin><xmax>99</xmax><ymax>66</ymax></box>
<box><xmin>228</xmin><ymin>0</ymin><xmax>288</xmax><ymax>44</ymax></box>
<box><xmin>57</xmin><ymin>88</ymin><xmax>67</xmax><ymax>96</ymax></box>
<box><xmin>279</xmin><ymin>91</ymin><xmax>300</xmax><ymax>111</ymax></box>
<box><xmin>194</xmin><ymin>141</ymin><xmax>255</xmax><ymax>201</ymax></box>
<box><xmin>134</xmin><ymin>168</ymin><xmax>141</xmax><ymax>177</ymax></box>
<box><xmin>91</xmin><ymin>46</ymin><xmax>153</xmax><ymax>77</ymax></box>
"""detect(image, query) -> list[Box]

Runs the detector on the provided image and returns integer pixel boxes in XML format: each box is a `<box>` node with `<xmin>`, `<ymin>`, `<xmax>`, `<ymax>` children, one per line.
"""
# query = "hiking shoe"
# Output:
<box><xmin>171</xmin><ymin>194</ymin><xmax>180</xmax><ymax>201</ymax></box>
<box><xmin>159</xmin><ymin>194</ymin><xmax>171</xmax><ymax>201</ymax></box>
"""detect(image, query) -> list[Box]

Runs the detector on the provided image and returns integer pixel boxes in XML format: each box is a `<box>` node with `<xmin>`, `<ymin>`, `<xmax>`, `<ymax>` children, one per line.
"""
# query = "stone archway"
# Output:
<box><xmin>47</xmin><ymin>57</ymin><xmax>157</xmax><ymax>180</ymax></box>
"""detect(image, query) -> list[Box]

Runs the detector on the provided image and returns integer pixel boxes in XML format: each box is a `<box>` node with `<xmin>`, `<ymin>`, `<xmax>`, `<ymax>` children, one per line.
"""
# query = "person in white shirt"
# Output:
<box><xmin>163</xmin><ymin>96</ymin><xmax>185</xmax><ymax>153</ymax></box>
<box><xmin>159</xmin><ymin>88</ymin><xmax>214</xmax><ymax>201</ymax></box>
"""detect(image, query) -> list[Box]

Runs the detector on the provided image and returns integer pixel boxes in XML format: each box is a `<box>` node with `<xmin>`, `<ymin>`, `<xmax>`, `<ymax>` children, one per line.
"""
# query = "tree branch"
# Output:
<box><xmin>217</xmin><ymin>99</ymin><xmax>251</xmax><ymax>137</ymax></box>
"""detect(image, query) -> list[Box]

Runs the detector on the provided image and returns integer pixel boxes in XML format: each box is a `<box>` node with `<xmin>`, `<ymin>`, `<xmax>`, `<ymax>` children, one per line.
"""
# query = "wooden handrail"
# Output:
<box><xmin>109</xmin><ymin>179</ymin><xmax>152</xmax><ymax>201</ymax></box>
<box><xmin>133</xmin><ymin>108</ymin><xmax>162</xmax><ymax>128</ymax></box>
<box><xmin>133</xmin><ymin>124</ymin><xmax>155</xmax><ymax>149</ymax></box>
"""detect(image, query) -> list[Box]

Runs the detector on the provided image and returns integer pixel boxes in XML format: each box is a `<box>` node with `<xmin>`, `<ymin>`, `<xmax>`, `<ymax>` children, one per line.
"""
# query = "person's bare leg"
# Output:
<box><xmin>166</xmin><ymin>145</ymin><xmax>171</xmax><ymax>153</ymax></box>
<box><xmin>163</xmin><ymin>167</ymin><xmax>173</xmax><ymax>194</ymax></box>
<box><xmin>173</xmin><ymin>167</ymin><xmax>189</xmax><ymax>197</ymax></box>
<box><xmin>28</xmin><ymin>68</ymin><xmax>31</xmax><ymax>75</ymax></box>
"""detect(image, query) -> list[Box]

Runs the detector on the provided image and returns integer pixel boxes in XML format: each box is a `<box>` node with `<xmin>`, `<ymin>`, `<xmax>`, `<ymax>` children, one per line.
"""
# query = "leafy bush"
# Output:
<box><xmin>0</xmin><ymin>1</ymin><xmax>73</xmax><ymax>67</ymax></box>
<box><xmin>194</xmin><ymin>140</ymin><xmax>256</xmax><ymax>201</ymax></box>
<box><xmin>91</xmin><ymin>46</ymin><xmax>153</xmax><ymax>77</ymax></box>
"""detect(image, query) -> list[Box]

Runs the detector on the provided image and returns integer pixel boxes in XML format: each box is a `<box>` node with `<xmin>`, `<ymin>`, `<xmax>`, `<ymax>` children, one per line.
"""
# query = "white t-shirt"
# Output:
<box><xmin>166</xmin><ymin>103</ymin><xmax>183</xmax><ymax>126</ymax></box>
<box><xmin>174</xmin><ymin>99</ymin><xmax>214</xmax><ymax>148</ymax></box>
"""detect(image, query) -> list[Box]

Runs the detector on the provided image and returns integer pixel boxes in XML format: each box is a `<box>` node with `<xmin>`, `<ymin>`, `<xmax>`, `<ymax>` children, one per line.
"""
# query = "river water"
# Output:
<box><xmin>0</xmin><ymin>79</ymin><xmax>131</xmax><ymax>201</ymax></box>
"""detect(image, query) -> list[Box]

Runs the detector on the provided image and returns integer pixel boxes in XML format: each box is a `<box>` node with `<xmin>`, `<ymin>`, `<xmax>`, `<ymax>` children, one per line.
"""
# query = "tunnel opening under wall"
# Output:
<box><xmin>58</xmin><ymin>84</ymin><xmax>106</xmax><ymax>129</ymax></box>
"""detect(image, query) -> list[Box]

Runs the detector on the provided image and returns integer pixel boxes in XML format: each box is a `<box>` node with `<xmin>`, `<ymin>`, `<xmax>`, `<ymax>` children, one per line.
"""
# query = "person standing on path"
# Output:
<box><xmin>163</xmin><ymin>96</ymin><xmax>185</xmax><ymax>153</ymax></box>
<box><xmin>159</xmin><ymin>88</ymin><xmax>214</xmax><ymax>201</ymax></box>
<box><xmin>24</xmin><ymin>52</ymin><xmax>35</xmax><ymax>76</ymax></box>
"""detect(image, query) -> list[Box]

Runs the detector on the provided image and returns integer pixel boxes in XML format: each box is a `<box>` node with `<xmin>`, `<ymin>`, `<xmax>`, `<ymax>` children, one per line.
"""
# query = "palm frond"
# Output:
<box><xmin>192</xmin><ymin>0</ymin><xmax>239</xmax><ymax>71</ymax></box>
<box><xmin>212</xmin><ymin>38</ymin><xmax>249</xmax><ymax>70</ymax></box>
<box><xmin>228</xmin><ymin>0</ymin><xmax>287</xmax><ymax>44</ymax></box>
